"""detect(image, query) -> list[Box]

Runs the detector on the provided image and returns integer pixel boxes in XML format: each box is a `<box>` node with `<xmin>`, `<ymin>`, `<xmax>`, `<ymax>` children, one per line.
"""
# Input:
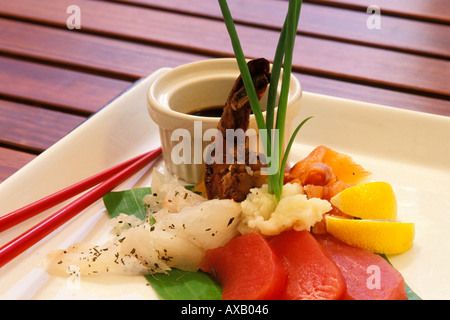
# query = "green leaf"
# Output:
<box><xmin>102</xmin><ymin>187</ymin><xmax>152</xmax><ymax>220</ymax></box>
<box><xmin>405</xmin><ymin>282</ymin><xmax>422</xmax><ymax>300</ymax></box>
<box><xmin>378</xmin><ymin>254</ymin><xmax>422</xmax><ymax>300</ymax></box>
<box><xmin>183</xmin><ymin>185</ymin><xmax>202</xmax><ymax>195</ymax></box>
<box><xmin>145</xmin><ymin>269</ymin><xmax>222</xmax><ymax>300</ymax></box>
<box><xmin>103</xmin><ymin>187</ymin><xmax>222</xmax><ymax>300</ymax></box>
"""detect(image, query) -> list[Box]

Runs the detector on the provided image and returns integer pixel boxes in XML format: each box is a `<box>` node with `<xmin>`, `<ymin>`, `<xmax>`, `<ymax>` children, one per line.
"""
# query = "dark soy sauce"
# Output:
<box><xmin>187</xmin><ymin>105</ymin><xmax>255</xmax><ymax>117</ymax></box>
<box><xmin>188</xmin><ymin>105</ymin><xmax>224</xmax><ymax>117</ymax></box>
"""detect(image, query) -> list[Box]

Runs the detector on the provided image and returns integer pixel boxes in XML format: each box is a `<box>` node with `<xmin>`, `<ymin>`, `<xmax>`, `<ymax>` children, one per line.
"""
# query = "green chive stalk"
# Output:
<box><xmin>218</xmin><ymin>0</ymin><xmax>309</xmax><ymax>203</ymax></box>
<box><xmin>265</xmin><ymin>19</ymin><xmax>286</xmax><ymax>196</ymax></box>
<box><xmin>275</xmin><ymin>0</ymin><xmax>304</xmax><ymax>192</ymax></box>
<box><xmin>218</xmin><ymin>0</ymin><xmax>267</xmax><ymax>133</ymax></box>
<box><xmin>218</xmin><ymin>0</ymin><xmax>279</xmax><ymax>197</ymax></box>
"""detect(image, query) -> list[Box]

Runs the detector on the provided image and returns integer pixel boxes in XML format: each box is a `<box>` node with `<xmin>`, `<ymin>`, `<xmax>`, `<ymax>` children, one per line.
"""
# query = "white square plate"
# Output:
<box><xmin>1</xmin><ymin>69</ymin><xmax>449</xmax><ymax>299</ymax></box>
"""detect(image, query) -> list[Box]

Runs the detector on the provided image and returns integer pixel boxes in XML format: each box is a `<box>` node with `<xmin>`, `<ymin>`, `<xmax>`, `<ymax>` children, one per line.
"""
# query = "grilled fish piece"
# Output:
<box><xmin>204</xmin><ymin>58</ymin><xmax>270</xmax><ymax>202</ymax></box>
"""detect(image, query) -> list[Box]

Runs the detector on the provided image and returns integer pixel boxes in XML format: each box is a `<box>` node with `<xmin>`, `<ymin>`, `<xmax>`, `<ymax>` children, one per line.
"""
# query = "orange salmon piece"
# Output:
<box><xmin>287</xmin><ymin>145</ymin><xmax>370</xmax><ymax>186</ymax></box>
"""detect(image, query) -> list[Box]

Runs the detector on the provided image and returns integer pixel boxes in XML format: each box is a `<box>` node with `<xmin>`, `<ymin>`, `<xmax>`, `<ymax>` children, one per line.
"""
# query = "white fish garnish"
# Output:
<box><xmin>143</xmin><ymin>169</ymin><xmax>205</xmax><ymax>214</ymax></box>
<box><xmin>45</xmin><ymin>170</ymin><xmax>241</xmax><ymax>276</ymax></box>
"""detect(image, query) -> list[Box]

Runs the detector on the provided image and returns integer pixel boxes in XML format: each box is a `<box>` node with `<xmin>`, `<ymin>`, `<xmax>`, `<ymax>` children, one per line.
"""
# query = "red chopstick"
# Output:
<box><xmin>0</xmin><ymin>151</ymin><xmax>148</xmax><ymax>233</ymax></box>
<box><xmin>0</xmin><ymin>147</ymin><xmax>162</xmax><ymax>268</ymax></box>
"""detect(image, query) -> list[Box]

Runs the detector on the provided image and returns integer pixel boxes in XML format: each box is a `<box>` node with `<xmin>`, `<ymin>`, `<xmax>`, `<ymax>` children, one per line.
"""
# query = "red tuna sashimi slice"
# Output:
<box><xmin>270</xmin><ymin>230</ymin><xmax>346</xmax><ymax>300</ymax></box>
<box><xmin>315</xmin><ymin>234</ymin><xmax>407</xmax><ymax>300</ymax></box>
<box><xmin>199</xmin><ymin>232</ymin><xmax>287</xmax><ymax>300</ymax></box>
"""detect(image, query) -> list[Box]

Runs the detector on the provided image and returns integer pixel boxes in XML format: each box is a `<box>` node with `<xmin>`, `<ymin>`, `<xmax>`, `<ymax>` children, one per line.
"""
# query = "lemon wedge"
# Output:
<box><xmin>330</xmin><ymin>181</ymin><xmax>397</xmax><ymax>220</ymax></box>
<box><xmin>325</xmin><ymin>216</ymin><xmax>415</xmax><ymax>255</ymax></box>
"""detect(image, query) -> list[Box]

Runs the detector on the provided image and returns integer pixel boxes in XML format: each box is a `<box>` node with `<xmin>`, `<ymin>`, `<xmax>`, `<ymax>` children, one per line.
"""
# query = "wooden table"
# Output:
<box><xmin>0</xmin><ymin>0</ymin><xmax>449</xmax><ymax>183</ymax></box>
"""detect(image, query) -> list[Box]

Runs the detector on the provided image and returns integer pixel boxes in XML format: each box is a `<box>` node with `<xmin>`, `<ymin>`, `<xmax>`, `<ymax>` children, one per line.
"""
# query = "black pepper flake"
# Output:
<box><xmin>227</xmin><ymin>217</ymin><xmax>235</xmax><ymax>227</ymax></box>
<box><xmin>160</xmin><ymin>256</ymin><xmax>172</xmax><ymax>262</ymax></box>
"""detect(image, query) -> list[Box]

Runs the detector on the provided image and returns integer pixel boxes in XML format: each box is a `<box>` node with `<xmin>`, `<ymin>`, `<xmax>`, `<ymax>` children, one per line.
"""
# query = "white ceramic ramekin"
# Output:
<box><xmin>147</xmin><ymin>58</ymin><xmax>302</xmax><ymax>184</ymax></box>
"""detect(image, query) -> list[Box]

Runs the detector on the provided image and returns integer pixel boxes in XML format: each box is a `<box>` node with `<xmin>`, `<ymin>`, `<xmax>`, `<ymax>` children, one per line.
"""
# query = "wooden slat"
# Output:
<box><xmin>0</xmin><ymin>56</ymin><xmax>133</xmax><ymax>114</ymax></box>
<box><xmin>0</xmin><ymin>0</ymin><xmax>449</xmax><ymax>185</ymax></box>
<box><xmin>0</xmin><ymin>18</ymin><xmax>207</xmax><ymax>80</ymax></box>
<box><xmin>0</xmin><ymin>99</ymin><xmax>86</xmax><ymax>152</ymax></box>
<box><xmin>0</xmin><ymin>0</ymin><xmax>448</xmax><ymax>100</ymax></box>
<box><xmin>0</xmin><ymin>147</ymin><xmax>36</xmax><ymax>183</ymax></box>
<box><xmin>306</xmin><ymin>0</ymin><xmax>450</xmax><ymax>24</ymax></box>
<box><xmin>111</xmin><ymin>0</ymin><xmax>450</xmax><ymax>59</ymax></box>
<box><xmin>1</xmin><ymin>17</ymin><xmax>449</xmax><ymax>116</ymax></box>
<box><xmin>297</xmin><ymin>73</ymin><xmax>450</xmax><ymax>117</ymax></box>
